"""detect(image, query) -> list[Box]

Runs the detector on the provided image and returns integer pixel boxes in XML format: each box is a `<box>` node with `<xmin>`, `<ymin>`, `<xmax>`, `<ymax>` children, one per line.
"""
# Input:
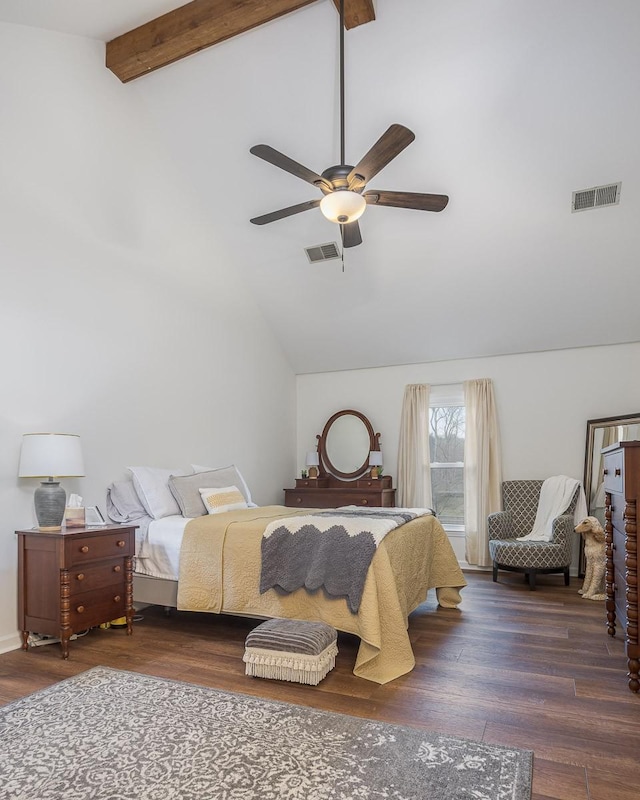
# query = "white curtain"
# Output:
<box><xmin>463</xmin><ymin>378</ymin><xmax>502</xmax><ymax>566</ymax></box>
<box><xmin>397</xmin><ymin>384</ymin><xmax>432</xmax><ymax>508</ymax></box>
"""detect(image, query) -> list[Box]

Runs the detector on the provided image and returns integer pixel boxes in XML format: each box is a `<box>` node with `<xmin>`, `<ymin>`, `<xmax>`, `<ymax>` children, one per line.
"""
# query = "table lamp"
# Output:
<box><xmin>18</xmin><ymin>433</ymin><xmax>85</xmax><ymax>531</ymax></box>
<box><xmin>369</xmin><ymin>450</ymin><xmax>383</xmax><ymax>479</ymax></box>
<box><xmin>306</xmin><ymin>451</ymin><xmax>320</xmax><ymax>479</ymax></box>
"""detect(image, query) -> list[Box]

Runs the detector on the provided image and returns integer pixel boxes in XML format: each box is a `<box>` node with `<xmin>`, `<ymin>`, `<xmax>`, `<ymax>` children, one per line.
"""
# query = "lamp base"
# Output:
<box><xmin>34</xmin><ymin>480</ymin><xmax>66</xmax><ymax>532</ymax></box>
<box><xmin>308</xmin><ymin>466</ymin><xmax>319</xmax><ymax>479</ymax></box>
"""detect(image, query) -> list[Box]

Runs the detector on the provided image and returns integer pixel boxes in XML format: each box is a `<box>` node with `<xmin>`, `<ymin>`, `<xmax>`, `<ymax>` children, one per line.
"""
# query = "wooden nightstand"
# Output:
<box><xmin>15</xmin><ymin>524</ymin><xmax>136</xmax><ymax>659</ymax></box>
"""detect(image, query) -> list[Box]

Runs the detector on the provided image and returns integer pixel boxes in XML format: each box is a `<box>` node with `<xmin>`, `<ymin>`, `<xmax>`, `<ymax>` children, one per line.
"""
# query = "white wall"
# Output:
<box><xmin>296</xmin><ymin>342</ymin><xmax>640</xmax><ymax>567</ymax></box>
<box><xmin>0</xmin><ymin>24</ymin><xmax>296</xmax><ymax>653</ymax></box>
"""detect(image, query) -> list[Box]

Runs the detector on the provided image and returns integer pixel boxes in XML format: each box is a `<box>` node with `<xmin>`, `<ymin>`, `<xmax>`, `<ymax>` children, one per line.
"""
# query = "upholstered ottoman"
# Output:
<box><xmin>243</xmin><ymin>618</ymin><xmax>338</xmax><ymax>685</ymax></box>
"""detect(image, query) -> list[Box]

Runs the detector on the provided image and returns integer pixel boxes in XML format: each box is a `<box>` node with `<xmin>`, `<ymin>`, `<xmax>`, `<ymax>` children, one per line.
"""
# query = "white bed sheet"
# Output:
<box><xmin>135</xmin><ymin>515</ymin><xmax>189</xmax><ymax>581</ymax></box>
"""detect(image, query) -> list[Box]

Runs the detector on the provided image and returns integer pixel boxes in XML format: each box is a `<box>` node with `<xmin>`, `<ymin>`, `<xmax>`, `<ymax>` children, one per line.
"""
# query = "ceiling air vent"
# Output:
<box><xmin>304</xmin><ymin>242</ymin><xmax>341</xmax><ymax>264</ymax></box>
<box><xmin>572</xmin><ymin>182</ymin><xmax>621</xmax><ymax>212</ymax></box>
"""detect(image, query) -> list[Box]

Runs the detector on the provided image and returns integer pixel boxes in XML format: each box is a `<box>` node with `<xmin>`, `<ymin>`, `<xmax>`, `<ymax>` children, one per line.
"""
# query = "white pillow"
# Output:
<box><xmin>192</xmin><ymin>464</ymin><xmax>257</xmax><ymax>507</ymax></box>
<box><xmin>199</xmin><ymin>485</ymin><xmax>248</xmax><ymax>515</ymax></box>
<box><xmin>127</xmin><ymin>466</ymin><xmax>190</xmax><ymax>520</ymax></box>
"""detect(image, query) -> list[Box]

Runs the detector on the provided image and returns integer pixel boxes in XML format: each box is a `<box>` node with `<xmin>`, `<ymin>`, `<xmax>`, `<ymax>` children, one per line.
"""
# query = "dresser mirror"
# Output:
<box><xmin>584</xmin><ymin>413</ymin><xmax>640</xmax><ymax>527</ymax></box>
<box><xmin>317</xmin><ymin>409</ymin><xmax>381</xmax><ymax>480</ymax></box>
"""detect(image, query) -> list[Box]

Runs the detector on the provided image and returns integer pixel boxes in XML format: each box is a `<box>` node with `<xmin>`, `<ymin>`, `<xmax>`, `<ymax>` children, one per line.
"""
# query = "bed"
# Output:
<box><xmin>108</xmin><ymin>466</ymin><xmax>466</xmax><ymax>684</ymax></box>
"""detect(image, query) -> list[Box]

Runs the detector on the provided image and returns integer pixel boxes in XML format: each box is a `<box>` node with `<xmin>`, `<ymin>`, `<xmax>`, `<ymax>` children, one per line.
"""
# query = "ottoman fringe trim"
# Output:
<box><xmin>243</xmin><ymin>643</ymin><xmax>338</xmax><ymax>685</ymax></box>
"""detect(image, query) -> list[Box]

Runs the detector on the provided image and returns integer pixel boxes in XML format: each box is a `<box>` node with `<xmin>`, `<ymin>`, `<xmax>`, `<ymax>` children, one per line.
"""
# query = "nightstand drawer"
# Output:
<box><xmin>65</xmin><ymin>531</ymin><xmax>133</xmax><ymax>565</ymax></box>
<box><xmin>68</xmin><ymin>560</ymin><xmax>126</xmax><ymax>594</ymax></box>
<box><xmin>68</xmin><ymin>586</ymin><xmax>127</xmax><ymax>629</ymax></box>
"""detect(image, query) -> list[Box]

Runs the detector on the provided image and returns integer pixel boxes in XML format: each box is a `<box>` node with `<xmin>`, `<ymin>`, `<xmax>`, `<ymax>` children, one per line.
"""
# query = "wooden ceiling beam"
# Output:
<box><xmin>106</xmin><ymin>0</ymin><xmax>375</xmax><ymax>84</ymax></box>
<box><xmin>331</xmin><ymin>0</ymin><xmax>375</xmax><ymax>30</ymax></box>
<box><xmin>107</xmin><ymin>0</ymin><xmax>317</xmax><ymax>83</ymax></box>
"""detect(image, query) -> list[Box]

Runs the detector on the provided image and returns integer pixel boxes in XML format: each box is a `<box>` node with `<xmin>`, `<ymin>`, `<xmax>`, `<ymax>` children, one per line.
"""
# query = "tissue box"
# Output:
<box><xmin>64</xmin><ymin>507</ymin><xmax>86</xmax><ymax>528</ymax></box>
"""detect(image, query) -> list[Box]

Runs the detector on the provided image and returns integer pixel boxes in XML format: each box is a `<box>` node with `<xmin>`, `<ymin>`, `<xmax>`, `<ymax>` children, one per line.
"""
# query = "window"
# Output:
<box><xmin>429</xmin><ymin>386</ymin><xmax>465</xmax><ymax>526</ymax></box>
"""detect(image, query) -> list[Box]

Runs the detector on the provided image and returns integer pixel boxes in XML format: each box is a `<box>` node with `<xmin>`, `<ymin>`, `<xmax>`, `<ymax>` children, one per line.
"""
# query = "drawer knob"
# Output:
<box><xmin>80</xmin><ymin>545</ymin><xmax>89</xmax><ymax>554</ymax></box>
<box><xmin>117</xmin><ymin>540</ymin><xmax>126</xmax><ymax>548</ymax></box>
<box><xmin>615</xmin><ymin>468</ymin><xmax>621</xmax><ymax>477</ymax></box>
<box><xmin>76</xmin><ymin>573</ymin><xmax>85</xmax><ymax>581</ymax></box>
<box><xmin>113</xmin><ymin>595</ymin><xmax>121</xmax><ymax>603</ymax></box>
<box><xmin>361</xmin><ymin>499</ymin><xmax>369</xmax><ymax>505</ymax></box>
<box><xmin>76</xmin><ymin>605</ymin><xmax>85</xmax><ymax>614</ymax></box>
<box><xmin>113</xmin><ymin>565</ymin><xmax>121</xmax><ymax>573</ymax></box>
<box><xmin>296</xmin><ymin>498</ymin><xmax>302</xmax><ymax>504</ymax></box>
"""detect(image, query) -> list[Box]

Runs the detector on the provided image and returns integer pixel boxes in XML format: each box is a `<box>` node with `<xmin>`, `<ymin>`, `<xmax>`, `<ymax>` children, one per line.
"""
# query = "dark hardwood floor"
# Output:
<box><xmin>1</xmin><ymin>571</ymin><xmax>638</xmax><ymax>799</ymax></box>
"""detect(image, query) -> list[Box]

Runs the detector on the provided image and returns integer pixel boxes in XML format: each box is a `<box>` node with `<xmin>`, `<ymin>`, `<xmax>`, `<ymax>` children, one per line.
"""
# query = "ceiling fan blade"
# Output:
<box><xmin>364</xmin><ymin>190</ymin><xmax>449</xmax><ymax>212</ymax></box>
<box><xmin>250</xmin><ymin>199</ymin><xmax>321</xmax><ymax>226</ymax></box>
<box><xmin>347</xmin><ymin>124</ymin><xmax>415</xmax><ymax>187</ymax></box>
<box><xmin>341</xmin><ymin>220</ymin><xmax>362</xmax><ymax>248</ymax></box>
<box><xmin>250</xmin><ymin>145</ymin><xmax>330</xmax><ymax>191</ymax></box>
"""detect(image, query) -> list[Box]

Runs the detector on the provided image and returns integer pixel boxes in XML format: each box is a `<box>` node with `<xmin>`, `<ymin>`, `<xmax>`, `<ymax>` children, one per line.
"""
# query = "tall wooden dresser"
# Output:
<box><xmin>602</xmin><ymin>441</ymin><xmax>640</xmax><ymax>692</ymax></box>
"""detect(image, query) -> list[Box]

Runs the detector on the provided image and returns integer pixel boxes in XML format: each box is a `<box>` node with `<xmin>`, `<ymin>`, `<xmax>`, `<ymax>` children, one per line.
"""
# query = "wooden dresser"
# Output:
<box><xmin>16</xmin><ymin>524</ymin><xmax>136</xmax><ymax>659</ymax></box>
<box><xmin>284</xmin><ymin>476</ymin><xmax>396</xmax><ymax>509</ymax></box>
<box><xmin>602</xmin><ymin>441</ymin><xmax>640</xmax><ymax>692</ymax></box>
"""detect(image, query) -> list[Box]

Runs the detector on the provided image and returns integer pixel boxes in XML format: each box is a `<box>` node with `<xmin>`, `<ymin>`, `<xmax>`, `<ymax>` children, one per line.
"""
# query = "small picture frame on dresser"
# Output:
<box><xmin>85</xmin><ymin>506</ymin><xmax>107</xmax><ymax>526</ymax></box>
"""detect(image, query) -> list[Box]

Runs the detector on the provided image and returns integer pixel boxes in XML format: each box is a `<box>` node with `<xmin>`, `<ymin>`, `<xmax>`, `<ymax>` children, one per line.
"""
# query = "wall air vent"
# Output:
<box><xmin>304</xmin><ymin>242</ymin><xmax>341</xmax><ymax>263</ymax></box>
<box><xmin>572</xmin><ymin>182</ymin><xmax>621</xmax><ymax>212</ymax></box>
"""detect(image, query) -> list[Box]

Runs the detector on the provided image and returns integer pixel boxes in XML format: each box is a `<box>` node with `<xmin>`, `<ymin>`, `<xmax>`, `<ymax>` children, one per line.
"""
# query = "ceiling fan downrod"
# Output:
<box><xmin>339</xmin><ymin>0</ymin><xmax>346</xmax><ymax>167</ymax></box>
<box><xmin>319</xmin><ymin>0</ymin><xmax>366</xmax><ymax>227</ymax></box>
<box><xmin>248</xmin><ymin>0</ymin><xmax>450</xmax><ymax>247</ymax></box>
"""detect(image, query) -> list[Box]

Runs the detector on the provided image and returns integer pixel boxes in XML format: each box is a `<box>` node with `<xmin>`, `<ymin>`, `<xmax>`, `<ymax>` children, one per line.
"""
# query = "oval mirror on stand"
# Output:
<box><xmin>317</xmin><ymin>409</ymin><xmax>380</xmax><ymax>481</ymax></box>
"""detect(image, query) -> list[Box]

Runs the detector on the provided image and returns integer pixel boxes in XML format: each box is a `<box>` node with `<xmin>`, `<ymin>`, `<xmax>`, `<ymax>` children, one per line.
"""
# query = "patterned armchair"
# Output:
<box><xmin>488</xmin><ymin>480</ymin><xmax>579</xmax><ymax>590</ymax></box>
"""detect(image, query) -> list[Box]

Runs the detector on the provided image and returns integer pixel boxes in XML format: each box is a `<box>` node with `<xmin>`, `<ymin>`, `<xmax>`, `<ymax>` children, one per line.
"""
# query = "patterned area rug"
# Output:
<box><xmin>0</xmin><ymin>667</ymin><xmax>532</xmax><ymax>799</ymax></box>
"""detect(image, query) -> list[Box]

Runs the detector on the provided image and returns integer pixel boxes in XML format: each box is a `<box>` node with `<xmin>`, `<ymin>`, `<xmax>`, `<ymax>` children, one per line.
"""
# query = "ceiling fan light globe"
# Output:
<box><xmin>320</xmin><ymin>190</ymin><xmax>366</xmax><ymax>225</ymax></box>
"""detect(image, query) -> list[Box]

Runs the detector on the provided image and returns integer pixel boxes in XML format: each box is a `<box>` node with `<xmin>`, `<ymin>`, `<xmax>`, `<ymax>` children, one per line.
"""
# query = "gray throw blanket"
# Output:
<box><xmin>260</xmin><ymin>508</ymin><xmax>428</xmax><ymax>613</ymax></box>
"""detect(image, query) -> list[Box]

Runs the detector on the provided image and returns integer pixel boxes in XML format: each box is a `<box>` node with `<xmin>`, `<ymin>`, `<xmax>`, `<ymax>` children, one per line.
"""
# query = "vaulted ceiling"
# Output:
<box><xmin>2</xmin><ymin>0</ymin><xmax>640</xmax><ymax>374</ymax></box>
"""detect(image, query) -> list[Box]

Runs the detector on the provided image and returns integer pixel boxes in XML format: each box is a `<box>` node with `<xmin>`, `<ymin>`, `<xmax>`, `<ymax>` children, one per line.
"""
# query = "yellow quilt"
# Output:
<box><xmin>177</xmin><ymin>505</ymin><xmax>466</xmax><ymax>684</ymax></box>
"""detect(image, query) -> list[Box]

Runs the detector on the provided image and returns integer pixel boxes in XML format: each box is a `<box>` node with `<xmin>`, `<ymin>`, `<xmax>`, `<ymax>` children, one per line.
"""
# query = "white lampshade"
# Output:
<box><xmin>320</xmin><ymin>190</ymin><xmax>366</xmax><ymax>224</ymax></box>
<box><xmin>306</xmin><ymin>451</ymin><xmax>320</xmax><ymax>467</ymax></box>
<box><xmin>369</xmin><ymin>451</ymin><xmax>383</xmax><ymax>467</ymax></box>
<box><xmin>19</xmin><ymin>433</ymin><xmax>85</xmax><ymax>478</ymax></box>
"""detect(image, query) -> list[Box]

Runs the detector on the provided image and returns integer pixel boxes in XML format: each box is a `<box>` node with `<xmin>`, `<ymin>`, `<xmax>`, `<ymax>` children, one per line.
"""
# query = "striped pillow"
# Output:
<box><xmin>199</xmin><ymin>485</ymin><xmax>248</xmax><ymax>515</ymax></box>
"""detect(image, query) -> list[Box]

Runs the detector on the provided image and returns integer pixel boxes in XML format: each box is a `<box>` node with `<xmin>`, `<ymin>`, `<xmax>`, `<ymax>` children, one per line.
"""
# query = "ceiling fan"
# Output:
<box><xmin>249</xmin><ymin>0</ymin><xmax>449</xmax><ymax>248</ymax></box>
